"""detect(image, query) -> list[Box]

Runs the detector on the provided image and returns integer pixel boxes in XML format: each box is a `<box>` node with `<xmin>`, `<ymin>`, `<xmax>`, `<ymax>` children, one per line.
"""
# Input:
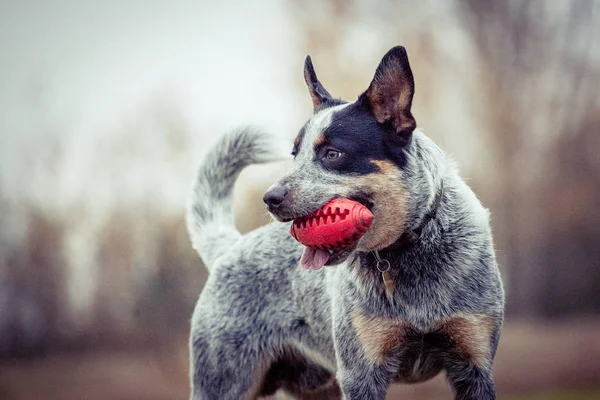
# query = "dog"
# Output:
<box><xmin>186</xmin><ymin>46</ymin><xmax>505</xmax><ymax>400</ymax></box>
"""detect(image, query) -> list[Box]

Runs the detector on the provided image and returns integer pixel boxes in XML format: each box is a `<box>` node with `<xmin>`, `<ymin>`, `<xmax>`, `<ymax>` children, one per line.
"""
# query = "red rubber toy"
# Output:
<box><xmin>290</xmin><ymin>198</ymin><xmax>373</xmax><ymax>251</ymax></box>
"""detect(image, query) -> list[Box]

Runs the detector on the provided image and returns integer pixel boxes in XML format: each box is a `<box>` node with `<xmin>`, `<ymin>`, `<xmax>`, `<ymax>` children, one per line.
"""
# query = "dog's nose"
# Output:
<box><xmin>263</xmin><ymin>186</ymin><xmax>288</xmax><ymax>207</ymax></box>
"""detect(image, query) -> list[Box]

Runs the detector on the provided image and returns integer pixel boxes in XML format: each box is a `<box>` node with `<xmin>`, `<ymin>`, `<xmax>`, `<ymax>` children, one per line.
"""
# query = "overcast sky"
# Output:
<box><xmin>0</xmin><ymin>1</ymin><xmax>306</xmax><ymax>214</ymax></box>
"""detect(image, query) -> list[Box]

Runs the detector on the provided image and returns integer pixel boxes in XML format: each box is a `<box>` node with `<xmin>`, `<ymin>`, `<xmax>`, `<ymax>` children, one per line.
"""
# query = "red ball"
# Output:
<box><xmin>290</xmin><ymin>198</ymin><xmax>373</xmax><ymax>251</ymax></box>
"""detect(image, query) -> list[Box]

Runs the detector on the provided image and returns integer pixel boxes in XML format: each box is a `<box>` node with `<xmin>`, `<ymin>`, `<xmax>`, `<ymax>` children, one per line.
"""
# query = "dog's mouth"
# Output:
<box><xmin>294</xmin><ymin>193</ymin><xmax>374</xmax><ymax>270</ymax></box>
<box><xmin>299</xmin><ymin>244</ymin><xmax>357</xmax><ymax>270</ymax></box>
<box><xmin>269</xmin><ymin>192</ymin><xmax>374</xmax><ymax>223</ymax></box>
<box><xmin>346</xmin><ymin>193</ymin><xmax>374</xmax><ymax>211</ymax></box>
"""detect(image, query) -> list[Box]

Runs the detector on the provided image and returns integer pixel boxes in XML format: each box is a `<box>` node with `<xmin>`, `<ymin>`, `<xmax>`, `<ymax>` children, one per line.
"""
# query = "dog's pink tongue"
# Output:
<box><xmin>300</xmin><ymin>247</ymin><xmax>330</xmax><ymax>270</ymax></box>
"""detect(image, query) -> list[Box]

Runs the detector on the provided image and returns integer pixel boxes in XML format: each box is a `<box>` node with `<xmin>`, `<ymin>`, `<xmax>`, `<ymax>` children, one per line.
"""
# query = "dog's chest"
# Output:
<box><xmin>392</xmin><ymin>327</ymin><xmax>447</xmax><ymax>383</ymax></box>
<box><xmin>351</xmin><ymin>313</ymin><xmax>494</xmax><ymax>382</ymax></box>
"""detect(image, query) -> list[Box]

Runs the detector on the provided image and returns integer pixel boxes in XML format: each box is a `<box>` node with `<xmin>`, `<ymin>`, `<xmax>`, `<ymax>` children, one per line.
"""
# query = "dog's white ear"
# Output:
<box><xmin>363</xmin><ymin>46</ymin><xmax>416</xmax><ymax>140</ymax></box>
<box><xmin>304</xmin><ymin>56</ymin><xmax>332</xmax><ymax>112</ymax></box>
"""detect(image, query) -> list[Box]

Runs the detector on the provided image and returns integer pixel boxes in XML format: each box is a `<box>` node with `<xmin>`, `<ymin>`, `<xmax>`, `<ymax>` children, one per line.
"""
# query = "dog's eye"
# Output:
<box><xmin>324</xmin><ymin>150</ymin><xmax>341</xmax><ymax>160</ymax></box>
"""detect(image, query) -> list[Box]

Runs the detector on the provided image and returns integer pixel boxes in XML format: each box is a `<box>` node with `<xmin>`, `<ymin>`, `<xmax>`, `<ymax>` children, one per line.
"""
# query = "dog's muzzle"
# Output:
<box><xmin>263</xmin><ymin>185</ymin><xmax>288</xmax><ymax>212</ymax></box>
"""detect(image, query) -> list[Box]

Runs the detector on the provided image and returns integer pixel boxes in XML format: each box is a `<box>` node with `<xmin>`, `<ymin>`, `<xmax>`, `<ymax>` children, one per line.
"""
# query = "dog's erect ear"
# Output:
<box><xmin>362</xmin><ymin>46</ymin><xmax>416</xmax><ymax>139</ymax></box>
<box><xmin>304</xmin><ymin>55</ymin><xmax>332</xmax><ymax>112</ymax></box>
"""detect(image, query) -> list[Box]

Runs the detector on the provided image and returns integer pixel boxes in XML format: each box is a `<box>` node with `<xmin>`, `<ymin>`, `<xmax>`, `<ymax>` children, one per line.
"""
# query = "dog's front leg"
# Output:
<box><xmin>335</xmin><ymin>363</ymin><xmax>391</xmax><ymax>400</ymax></box>
<box><xmin>446</xmin><ymin>361</ymin><xmax>496</xmax><ymax>400</ymax></box>
<box><xmin>443</xmin><ymin>314</ymin><xmax>501</xmax><ymax>400</ymax></box>
<box><xmin>332</xmin><ymin>311</ymin><xmax>398</xmax><ymax>400</ymax></box>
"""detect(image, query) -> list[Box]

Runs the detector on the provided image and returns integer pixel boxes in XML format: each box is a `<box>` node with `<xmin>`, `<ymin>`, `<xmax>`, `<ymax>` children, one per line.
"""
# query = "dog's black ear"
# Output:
<box><xmin>362</xmin><ymin>46</ymin><xmax>416</xmax><ymax>140</ymax></box>
<box><xmin>304</xmin><ymin>55</ymin><xmax>332</xmax><ymax>112</ymax></box>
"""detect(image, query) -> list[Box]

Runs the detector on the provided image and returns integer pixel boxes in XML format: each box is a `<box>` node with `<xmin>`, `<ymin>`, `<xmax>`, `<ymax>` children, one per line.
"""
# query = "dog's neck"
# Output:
<box><xmin>353</xmin><ymin>179</ymin><xmax>445</xmax><ymax>262</ymax></box>
<box><xmin>382</xmin><ymin>178</ymin><xmax>445</xmax><ymax>253</ymax></box>
<box><xmin>349</xmin><ymin>179</ymin><xmax>445</xmax><ymax>301</ymax></box>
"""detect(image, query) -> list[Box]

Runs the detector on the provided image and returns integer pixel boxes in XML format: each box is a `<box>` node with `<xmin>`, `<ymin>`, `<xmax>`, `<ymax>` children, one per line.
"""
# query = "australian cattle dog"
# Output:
<box><xmin>186</xmin><ymin>46</ymin><xmax>505</xmax><ymax>400</ymax></box>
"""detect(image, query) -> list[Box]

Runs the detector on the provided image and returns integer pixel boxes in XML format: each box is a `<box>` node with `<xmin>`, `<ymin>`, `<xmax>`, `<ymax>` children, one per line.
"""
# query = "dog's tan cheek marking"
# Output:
<box><xmin>371</xmin><ymin>159</ymin><xmax>396</xmax><ymax>174</ymax></box>
<box><xmin>440</xmin><ymin>314</ymin><xmax>495</xmax><ymax>367</ymax></box>
<box><xmin>351</xmin><ymin>313</ymin><xmax>405</xmax><ymax>364</ymax></box>
<box><xmin>355</xmin><ymin>160</ymin><xmax>407</xmax><ymax>250</ymax></box>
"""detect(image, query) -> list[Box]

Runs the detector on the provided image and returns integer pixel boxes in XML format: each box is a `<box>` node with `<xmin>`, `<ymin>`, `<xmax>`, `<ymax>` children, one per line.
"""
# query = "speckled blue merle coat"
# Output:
<box><xmin>186</xmin><ymin>46</ymin><xmax>504</xmax><ymax>400</ymax></box>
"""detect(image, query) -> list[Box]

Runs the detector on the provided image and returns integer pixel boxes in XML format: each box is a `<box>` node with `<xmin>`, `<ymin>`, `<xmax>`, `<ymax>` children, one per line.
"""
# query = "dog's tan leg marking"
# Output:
<box><xmin>439</xmin><ymin>314</ymin><xmax>495</xmax><ymax>367</ymax></box>
<box><xmin>351</xmin><ymin>313</ymin><xmax>405</xmax><ymax>363</ymax></box>
<box><xmin>353</xmin><ymin>160</ymin><xmax>408</xmax><ymax>250</ymax></box>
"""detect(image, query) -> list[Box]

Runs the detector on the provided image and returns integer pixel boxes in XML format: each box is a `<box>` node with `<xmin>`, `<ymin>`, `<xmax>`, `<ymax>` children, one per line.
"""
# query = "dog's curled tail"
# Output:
<box><xmin>186</xmin><ymin>127</ymin><xmax>288</xmax><ymax>270</ymax></box>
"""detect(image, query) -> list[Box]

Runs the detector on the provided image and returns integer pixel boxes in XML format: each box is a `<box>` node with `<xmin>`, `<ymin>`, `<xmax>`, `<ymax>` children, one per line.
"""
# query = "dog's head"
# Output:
<box><xmin>264</xmin><ymin>46</ymin><xmax>418</xmax><ymax>266</ymax></box>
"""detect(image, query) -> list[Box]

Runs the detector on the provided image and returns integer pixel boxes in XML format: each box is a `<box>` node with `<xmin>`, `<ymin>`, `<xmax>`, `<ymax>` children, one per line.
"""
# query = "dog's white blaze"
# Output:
<box><xmin>265</xmin><ymin>102</ymin><xmax>353</xmax><ymax>195</ymax></box>
<box><xmin>297</xmin><ymin>102</ymin><xmax>352</xmax><ymax>162</ymax></box>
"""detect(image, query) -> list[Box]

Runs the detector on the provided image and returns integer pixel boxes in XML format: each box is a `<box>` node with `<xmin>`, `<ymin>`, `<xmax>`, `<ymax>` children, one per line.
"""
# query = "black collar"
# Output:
<box><xmin>378</xmin><ymin>179</ymin><xmax>445</xmax><ymax>252</ymax></box>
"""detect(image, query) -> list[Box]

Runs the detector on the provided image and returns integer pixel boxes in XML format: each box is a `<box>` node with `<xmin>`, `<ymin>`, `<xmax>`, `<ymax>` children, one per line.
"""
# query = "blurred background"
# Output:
<box><xmin>1</xmin><ymin>1</ymin><xmax>599</xmax><ymax>399</ymax></box>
